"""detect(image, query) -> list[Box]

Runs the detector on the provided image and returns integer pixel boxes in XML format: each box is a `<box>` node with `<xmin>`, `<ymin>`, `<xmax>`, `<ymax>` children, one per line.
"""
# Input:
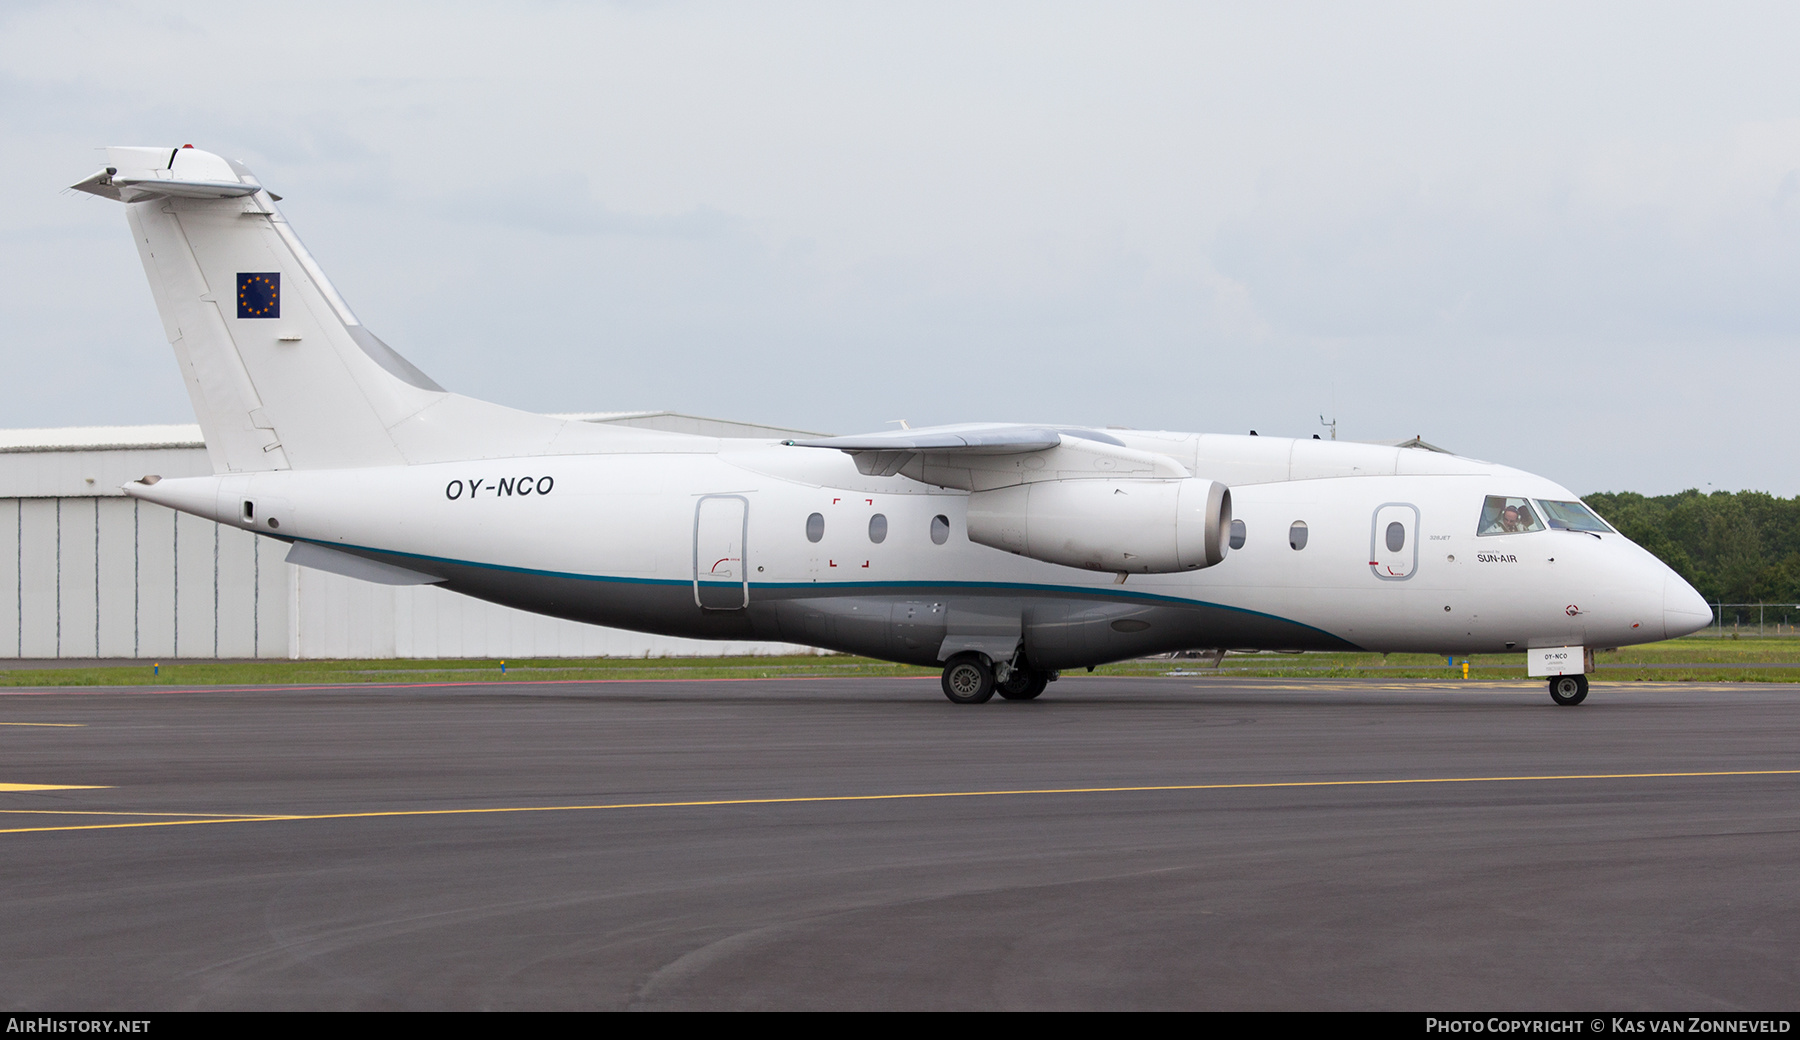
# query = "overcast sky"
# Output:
<box><xmin>3</xmin><ymin>2</ymin><xmax>1797</xmax><ymax>495</ymax></box>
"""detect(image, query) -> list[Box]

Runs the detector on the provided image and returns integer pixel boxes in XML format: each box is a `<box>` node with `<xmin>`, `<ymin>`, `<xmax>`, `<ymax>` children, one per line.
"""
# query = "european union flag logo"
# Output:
<box><xmin>238</xmin><ymin>272</ymin><xmax>280</xmax><ymax>319</ymax></box>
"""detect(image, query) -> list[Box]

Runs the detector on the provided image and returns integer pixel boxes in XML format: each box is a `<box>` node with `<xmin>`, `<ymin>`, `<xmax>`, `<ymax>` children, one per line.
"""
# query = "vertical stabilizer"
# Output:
<box><xmin>76</xmin><ymin>145</ymin><xmax>446</xmax><ymax>472</ymax></box>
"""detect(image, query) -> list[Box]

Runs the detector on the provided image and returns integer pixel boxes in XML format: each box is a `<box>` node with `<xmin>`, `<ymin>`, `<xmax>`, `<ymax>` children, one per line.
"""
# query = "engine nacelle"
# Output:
<box><xmin>966</xmin><ymin>478</ymin><xmax>1232</xmax><ymax>574</ymax></box>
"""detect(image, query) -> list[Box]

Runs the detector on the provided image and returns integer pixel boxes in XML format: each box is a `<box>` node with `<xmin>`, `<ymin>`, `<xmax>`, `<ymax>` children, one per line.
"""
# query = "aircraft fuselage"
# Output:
<box><xmin>130</xmin><ymin>435</ymin><xmax>1709</xmax><ymax>672</ymax></box>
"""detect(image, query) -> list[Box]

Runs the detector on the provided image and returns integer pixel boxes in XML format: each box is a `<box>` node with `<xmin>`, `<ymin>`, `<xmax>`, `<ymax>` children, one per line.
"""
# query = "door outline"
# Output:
<box><xmin>1369</xmin><ymin>502</ymin><xmax>1420</xmax><ymax>582</ymax></box>
<box><xmin>693</xmin><ymin>495</ymin><xmax>750</xmax><ymax>610</ymax></box>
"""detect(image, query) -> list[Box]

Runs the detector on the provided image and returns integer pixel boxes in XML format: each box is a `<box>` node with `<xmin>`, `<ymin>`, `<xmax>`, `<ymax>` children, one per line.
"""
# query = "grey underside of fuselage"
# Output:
<box><xmin>340</xmin><ymin>546</ymin><xmax>1361</xmax><ymax>669</ymax></box>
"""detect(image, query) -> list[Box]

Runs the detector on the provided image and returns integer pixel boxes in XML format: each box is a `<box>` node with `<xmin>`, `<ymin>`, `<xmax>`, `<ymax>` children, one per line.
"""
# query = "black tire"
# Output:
<box><xmin>941</xmin><ymin>654</ymin><xmax>996</xmax><ymax>704</ymax></box>
<box><xmin>1549</xmin><ymin>674</ymin><xmax>1588</xmax><ymax>706</ymax></box>
<box><xmin>997</xmin><ymin>669</ymin><xmax>1049</xmax><ymax>701</ymax></box>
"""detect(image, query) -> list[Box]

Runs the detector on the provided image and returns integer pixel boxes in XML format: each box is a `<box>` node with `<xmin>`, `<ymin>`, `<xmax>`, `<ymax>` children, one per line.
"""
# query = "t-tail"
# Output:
<box><xmin>72</xmin><ymin>145</ymin><xmax>576</xmax><ymax>472</ymax></box>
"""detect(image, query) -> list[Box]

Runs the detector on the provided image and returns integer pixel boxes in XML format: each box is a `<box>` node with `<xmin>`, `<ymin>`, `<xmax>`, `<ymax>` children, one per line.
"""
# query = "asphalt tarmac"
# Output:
<box><xmin>3</xmin><ymin>675</ymin><xmax>1798</xmax><ymax>1011</ymax></box>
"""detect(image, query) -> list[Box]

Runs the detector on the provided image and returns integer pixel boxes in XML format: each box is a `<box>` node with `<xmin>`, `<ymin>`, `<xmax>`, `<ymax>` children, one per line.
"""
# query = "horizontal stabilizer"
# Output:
<box><xmin>71</xmin><ymin>146</ymin><xmax>268</xmax><ymax>202</ymax></box>
<box><xmin>72</xmin><ymin>170</ymin><xmax>262</xmax><ymax>202</ymax></box>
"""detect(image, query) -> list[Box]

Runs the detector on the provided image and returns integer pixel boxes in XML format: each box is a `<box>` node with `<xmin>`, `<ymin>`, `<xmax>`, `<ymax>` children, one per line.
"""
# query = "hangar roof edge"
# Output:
<box><xmin>0</xmin><ymin>424</ymin><xmax>207</xmax><ymax>453</ymax></box>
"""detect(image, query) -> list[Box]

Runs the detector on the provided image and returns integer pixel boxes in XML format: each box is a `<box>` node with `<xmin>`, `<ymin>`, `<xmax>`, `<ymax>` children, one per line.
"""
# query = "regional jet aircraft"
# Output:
<box><xmin>71</xmin><ymin>145</ymin><xmax>1714</xmax><ymax>705</ymax></box>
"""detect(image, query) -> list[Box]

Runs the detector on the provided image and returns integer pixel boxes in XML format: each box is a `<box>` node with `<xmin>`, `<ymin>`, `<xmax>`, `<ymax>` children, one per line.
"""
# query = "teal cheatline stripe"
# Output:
<box><xmin>290</xmin><ymin>537</ymin><xmax>1347</xmax><ymax>642</ymax></box>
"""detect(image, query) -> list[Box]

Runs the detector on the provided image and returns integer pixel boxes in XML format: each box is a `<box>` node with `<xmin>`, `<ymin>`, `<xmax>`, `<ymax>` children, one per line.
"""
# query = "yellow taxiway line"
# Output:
<box><xmin>0</xmin><ymin>783</ymin><xmax>110</xmax><ymax>792</ymax></box>
<box><xmin>3</xmin><ymin>768</ymin><xmax>1799</xmax><ymax>835</ymax></box>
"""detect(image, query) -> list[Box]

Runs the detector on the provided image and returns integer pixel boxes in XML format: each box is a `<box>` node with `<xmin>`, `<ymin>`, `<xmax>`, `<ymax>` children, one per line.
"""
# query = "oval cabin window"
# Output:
<box><xmin>1289</xmin><ymin>521</ymin><xmax>1308</xmax><ymax>551</ymax></box>
<box><xmin>930</xmin><ymin>514</ymin><xmax>950</xmax><ymax>545</ymax></box>
<box><xmin>1385</xmin><ymin>521</ymin><xmax>1406</xmax><ymax>553</ymax></box>
<box><xmin>1229</xmin><ymin>519</ymin><xmax>1246</xmax><ymax>550</ymax></box>
<box><xmin>868</xmin><ymin>513</ymin><xmax>888</xmax><ymax>544</ymax></box>
<box><xmin>805</xmin><ymin>512</ymin><xmax>824</xmax><ymax>543</ymax></box>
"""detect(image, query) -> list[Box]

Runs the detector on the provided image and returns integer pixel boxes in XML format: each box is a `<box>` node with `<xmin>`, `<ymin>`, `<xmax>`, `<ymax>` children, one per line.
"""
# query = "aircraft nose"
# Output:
<box><xmin>1663</xmin><ymin>574</ymin><xmax>1713</xmax><ymax>638</ymax></box>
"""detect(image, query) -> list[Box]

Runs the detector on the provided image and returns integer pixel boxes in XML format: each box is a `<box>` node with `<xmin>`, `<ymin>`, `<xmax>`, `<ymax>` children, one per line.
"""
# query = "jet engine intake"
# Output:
<box><xmin>966</xmin><ymin>478</ymin><xmax>1232</xmax><ymax>573</ymax></box>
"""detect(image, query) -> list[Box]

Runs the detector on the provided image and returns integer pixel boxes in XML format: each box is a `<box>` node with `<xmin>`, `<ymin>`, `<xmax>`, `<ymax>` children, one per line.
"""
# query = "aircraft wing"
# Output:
<box><xmin>785</xmin><ymin>423</ymin><xmax>1185</xmax><ymax>489</ymax></box>
<box><xmin>786</xmin><ymin>423</ymin><xmax>1071</xmax><ymax>454</ymax></box>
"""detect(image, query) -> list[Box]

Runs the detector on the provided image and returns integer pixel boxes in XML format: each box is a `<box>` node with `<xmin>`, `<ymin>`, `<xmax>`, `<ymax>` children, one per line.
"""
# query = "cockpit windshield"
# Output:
<box><xmin>1538</xmin><ymin>499</ymin><xmax>1614</xmax><ymax>534</ymax></box>
<box><xmin>1477</xmin><ymin>496</ymin><xmax>1545</xmax><ymax>536</ymax></box>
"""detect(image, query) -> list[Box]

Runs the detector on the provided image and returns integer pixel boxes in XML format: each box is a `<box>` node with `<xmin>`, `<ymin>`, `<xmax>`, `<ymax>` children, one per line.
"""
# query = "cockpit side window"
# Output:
<box><xmin>1537</xmin><ymin>499</ymin><xmax>1614</xmax><ymax>534</ymax></box>
<box><xmin>1477</xmin><ymin>495</ymin><xmax>1546</xmax><ymax>536</ymax></box>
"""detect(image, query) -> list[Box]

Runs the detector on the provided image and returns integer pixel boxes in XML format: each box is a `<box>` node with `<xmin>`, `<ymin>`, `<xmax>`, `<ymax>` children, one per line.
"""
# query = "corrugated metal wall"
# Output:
<box><xmin>0</xmin><ymin>497</ymin><xmax>289</xmax><ymax>658</ymax></box>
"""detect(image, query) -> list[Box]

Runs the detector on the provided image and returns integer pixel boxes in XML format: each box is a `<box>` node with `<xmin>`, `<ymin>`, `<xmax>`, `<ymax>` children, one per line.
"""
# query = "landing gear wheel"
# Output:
<box><xmin>1549</xmin><ymin>674</ymin><xmax>1588</xmax><ymax>706</ymax></box>
<box><xmin>997</xmin><ymin>669</ymin><xmax>1049</xmax><ymax>701</ymax></box>
<box><xmin>941</xmin><ymin>653</ymin><xmax>996</xmax><ymax>705</ymax></box>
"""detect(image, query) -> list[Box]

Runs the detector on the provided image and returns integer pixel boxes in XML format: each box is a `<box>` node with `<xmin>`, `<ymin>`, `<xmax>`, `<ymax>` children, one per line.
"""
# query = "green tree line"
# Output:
<box><xmin>1584</xmin><ymin>490</ymin><xmax>1800</xmax><ymax>611</ymax></box>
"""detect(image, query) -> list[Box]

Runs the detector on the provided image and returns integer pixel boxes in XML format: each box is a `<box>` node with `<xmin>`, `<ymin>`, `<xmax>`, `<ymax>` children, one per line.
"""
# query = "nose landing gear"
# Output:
<box><xmin>1548</xmin><ymin>673</ymin><xmax>1588</xmax><ymax>706</ymax></box>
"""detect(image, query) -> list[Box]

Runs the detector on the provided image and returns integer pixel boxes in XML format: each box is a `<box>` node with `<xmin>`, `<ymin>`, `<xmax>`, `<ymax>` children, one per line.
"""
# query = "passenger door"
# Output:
<box><xmin>694</xmin><ymin>495</ymin><xmax>749</xmax><ymax>610</ymax></box>
<box><xmin>1370</xmin><ymin>503</ymin><xmax>1419</xmax><ymax>581</ymax></box>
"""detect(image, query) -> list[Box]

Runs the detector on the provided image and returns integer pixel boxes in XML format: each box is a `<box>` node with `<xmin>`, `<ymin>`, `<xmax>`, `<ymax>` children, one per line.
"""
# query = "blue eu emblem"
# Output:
<box><xmin>238</xmin><ymin>273</ymin><xmax>280</xmax><ymax>318</ymax></box>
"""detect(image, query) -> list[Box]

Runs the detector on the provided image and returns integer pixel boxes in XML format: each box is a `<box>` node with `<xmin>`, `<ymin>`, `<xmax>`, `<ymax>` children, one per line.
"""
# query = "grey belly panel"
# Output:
<box><xmin>336</xmin><ymin>545</ymin><xmax>1358</xmax><ymax>665</ymax></box>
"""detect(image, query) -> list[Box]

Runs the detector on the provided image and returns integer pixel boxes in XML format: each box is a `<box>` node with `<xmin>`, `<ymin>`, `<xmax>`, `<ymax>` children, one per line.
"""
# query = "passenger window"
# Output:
<box><xmin>1229</xmin><ymin>519</ymin><xmax>1246</xmax><ymax>550</ymax></box>
<box><xmin>1477</xmin><ymin>496</ymin><xmax>1546</xmax><ymax>536</ymax></box>
<box><xmin>869</xmin><ymin>513</ymin><xmax>888</xmax><ymax>544</ymax></box>
<box><xmin>1385</xmin><ymin>521</ymin><xmax>1405</xmax><ymax>553</ymax></box>
<box><xmin>930</xmin><ymin>514</ymin><xmax>950</xmax><ymax>545</ymax></box>
<box><xmin>806</xmin><ymin>512</ymin><xmax>824</xmax><ymax>543</ymax></box>
<box><xmin>1289</xmin><ymin>521</ymin><xmax>1308</xmax><ymax>550</ymax></box>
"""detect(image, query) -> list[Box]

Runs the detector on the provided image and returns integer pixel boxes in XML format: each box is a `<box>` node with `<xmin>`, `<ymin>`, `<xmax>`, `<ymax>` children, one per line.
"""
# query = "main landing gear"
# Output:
<box><xmin>1548</xmin><ymin>673</ymin><xmax>1589</xmax><ymax>706</ymax></box>
<box><xmin>997</xmin><ymin>667</ymin><xmax>1050</xmax><ymax>701</ymax></box>
<box><xmin>940</xmin><ymin>653</ymin><xmax>1056</xmax><ymax>705</ymax></box>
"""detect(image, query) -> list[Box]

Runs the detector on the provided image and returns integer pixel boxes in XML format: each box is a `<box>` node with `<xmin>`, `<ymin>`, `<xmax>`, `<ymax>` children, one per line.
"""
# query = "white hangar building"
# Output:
<box><xmin>0</xmin><ymin>412</ymin><xmax>818</xmax><ymax>661</ymax></box>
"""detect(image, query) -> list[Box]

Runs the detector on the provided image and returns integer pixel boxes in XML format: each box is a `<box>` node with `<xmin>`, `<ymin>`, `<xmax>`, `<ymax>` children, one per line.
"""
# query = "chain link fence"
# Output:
<box><xmin>1703</xmin><ymin>604</ymin><xmax>1800</xmax><ymax>636</ymax></box>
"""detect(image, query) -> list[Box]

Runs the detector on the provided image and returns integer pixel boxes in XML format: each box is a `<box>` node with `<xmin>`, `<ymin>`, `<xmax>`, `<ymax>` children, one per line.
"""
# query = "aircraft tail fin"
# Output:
<box><xmin>74</xmin><ymin>145</ymin><xmax>445</xmax><ymax>472</ymax></box>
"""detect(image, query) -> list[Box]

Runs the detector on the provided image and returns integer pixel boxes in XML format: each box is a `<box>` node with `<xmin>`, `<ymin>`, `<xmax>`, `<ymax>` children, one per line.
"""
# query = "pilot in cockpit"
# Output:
<box><xmin>1479</xmin><ymin>497</ymin><xmax>1545</xmax><ymax>536</ymax></box>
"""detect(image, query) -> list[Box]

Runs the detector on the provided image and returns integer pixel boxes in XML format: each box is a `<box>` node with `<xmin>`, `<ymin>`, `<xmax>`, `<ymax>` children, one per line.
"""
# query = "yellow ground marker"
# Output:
<box><xmin>0</xmin><ymin>783</ymin><xmax>110</xmax><ymax>792</ymax></box>
<box><xmin>2</xmin><ymin>768</ymin><xmax>1797</xmax><ymax>835</ymax></box>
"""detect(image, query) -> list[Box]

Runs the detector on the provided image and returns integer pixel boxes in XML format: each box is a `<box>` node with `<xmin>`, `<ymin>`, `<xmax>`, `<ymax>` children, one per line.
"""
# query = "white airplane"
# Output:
<box><xmin>71</xmin><ymin>145</ymin><xmax>1713</xmax><ymax>706</ymax></box>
